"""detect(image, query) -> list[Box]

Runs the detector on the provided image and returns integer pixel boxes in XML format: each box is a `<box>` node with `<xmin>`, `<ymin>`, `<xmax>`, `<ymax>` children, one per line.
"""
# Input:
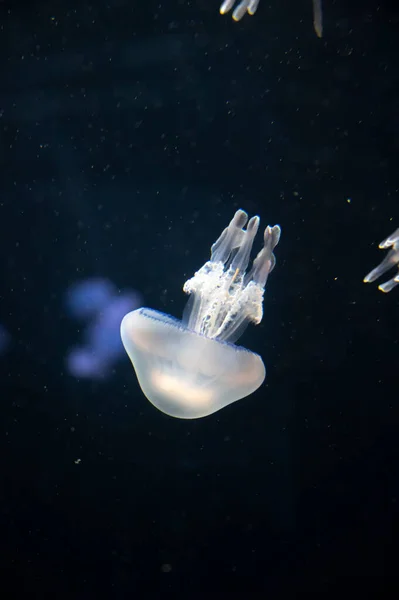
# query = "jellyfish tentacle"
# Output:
<box><xmin>364</xmin><ymin>228</ymin><xmax>399</xmax><ymax>293</ymax></box>
<box><xmin>219</xmin><ymin>0</ymin><xmax>323</xmax><ymax>37</ymax></box>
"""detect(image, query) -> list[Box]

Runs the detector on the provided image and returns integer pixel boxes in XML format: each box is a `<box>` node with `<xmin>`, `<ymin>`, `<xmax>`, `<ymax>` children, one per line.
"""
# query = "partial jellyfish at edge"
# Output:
<box><xmin>364</xmin><ymin>227</ymin><xmax>399</xmax><ymax>293</ymax></box>
<box><xmin>121</xmin><ymin>209</ymin><xmax>281</xmax><ymax>419</ymax></box>
<box><xmin>219</xmin><ymin>0</ymin><xmax>323</xmax><ymax>38</ymax></box>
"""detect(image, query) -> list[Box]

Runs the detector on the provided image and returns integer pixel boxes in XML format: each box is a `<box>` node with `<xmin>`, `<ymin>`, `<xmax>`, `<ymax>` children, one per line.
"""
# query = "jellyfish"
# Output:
<box><xmin>363</xmin><ymin>228</ymin><xmax>399</xmax><ymax>293</ymax></box>
<box><xmin>219</xmin><ymin>0</ymin><xmax>323</xmax><ymax>38</ymax></box>
<box><xmin>65</xmin><ymin>277</ymin><xmax>116</xmax><ymax>320</ymax></box>
<box><xmin>64</xmin><ymin>279</ymin><xmax>141</xmax><ymax>379</ymax></box>
<box><xmin>121</xmin><ymin>209</ymin><xmax>281</xmax><ymax>419</ymax></box>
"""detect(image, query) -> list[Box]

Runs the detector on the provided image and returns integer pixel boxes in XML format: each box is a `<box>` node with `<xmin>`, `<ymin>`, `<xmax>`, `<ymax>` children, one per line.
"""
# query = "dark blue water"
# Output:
<box><xmin>0</xmin><ymin>0</ymin><xmax>398</xmax><ymax>597</ymax></box>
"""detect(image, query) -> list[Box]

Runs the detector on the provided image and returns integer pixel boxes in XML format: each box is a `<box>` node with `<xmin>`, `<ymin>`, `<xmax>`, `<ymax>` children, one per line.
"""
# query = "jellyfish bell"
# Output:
<box><xmin>121</xmin><ymin>308</ymin><xmax>266</xmax><ymax>419</ymax></box>
<box><xmin>121</xmin><ymin>209</ymin><xmax>281</xmax><ymax>419</ymax></box>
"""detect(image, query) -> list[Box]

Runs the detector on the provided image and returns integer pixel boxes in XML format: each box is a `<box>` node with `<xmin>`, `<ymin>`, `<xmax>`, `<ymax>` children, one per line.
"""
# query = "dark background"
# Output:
<box><xmin>0</xmin><ymin>0</ymin><xmax>398</xmax><ymax>597</ymax></box>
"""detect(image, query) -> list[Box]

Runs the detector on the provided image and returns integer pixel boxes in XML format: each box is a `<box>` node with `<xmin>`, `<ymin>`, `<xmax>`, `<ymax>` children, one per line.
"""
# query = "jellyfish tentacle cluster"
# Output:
<box><xmin>219</xmin><ymin>0</ymin><xmax>323</xmax><ymax>38</ymax></box>
<box><xmin>364</xmin><ymin>228</ymin><xmax>399</xmax><ymax>293</ymax></box>
<box><xmin>121</xmin><ymin>209</ymin><xmax>281</xmax><ymax>420</ymax></box>
<box><xmin>182</xmin><ymin>209</ymin><xmax>280</xmax><ymax>343</ymax></box>
<box><xmin>220</xmin><ymin>0</ymin><xmax>260</xmax><ymax>21</ymax></box>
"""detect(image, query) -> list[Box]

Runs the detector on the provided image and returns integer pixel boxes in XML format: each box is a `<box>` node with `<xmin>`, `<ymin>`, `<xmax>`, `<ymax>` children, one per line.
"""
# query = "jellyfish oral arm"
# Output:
<box><xmin>220</xmin><ymin>0</ymin><xmax>260</xmax><ymax>21</ymax></box>
<box><xmin>312</xmin><ymin>0</ymin><xmax>323</xmax><ymax>38</ymax></box>
<box><xmin>183</xmin><ymin>210</ymin><xmax>281</xmax><ymax>344</ymax></box>
<box><xmin>364</xmin><ymin>228</ymin><xmax>399</xmax><ymax>293</ymax></box>
<box><xmin>219</xmin><ymin>0</ymin><xmax>323</xmax><ymax>37</ymax></box>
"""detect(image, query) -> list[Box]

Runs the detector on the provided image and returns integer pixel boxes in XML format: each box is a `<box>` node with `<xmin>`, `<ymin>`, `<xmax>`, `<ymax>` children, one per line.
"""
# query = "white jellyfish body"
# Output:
<box><xmin>121</xmin><ymin>210</ymin><xmax>281</xmax><ymax>419</ymax></box>
<box><xmin>363</xmin><ymin>228</ymin><xmax>399</xmax><ymax>293</ymax></box>
<box><xmin>219</xmin><ymin>0</ymin><xmax>323</xmax><ymax>38</ymax></box>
